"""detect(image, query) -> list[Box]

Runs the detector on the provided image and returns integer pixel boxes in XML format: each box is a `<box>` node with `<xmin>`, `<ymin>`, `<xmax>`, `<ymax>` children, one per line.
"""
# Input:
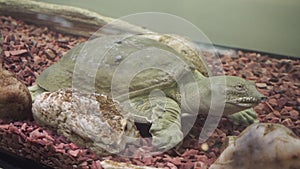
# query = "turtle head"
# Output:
<box><xmin>209</xmin><ymin>76</ymin><xmax>266</xmax><ymax>115</ymax></box>
<box><xmin>183</xmin><ymin>74</ymin><xmax>266</xmax><ymax>116</ymax></box>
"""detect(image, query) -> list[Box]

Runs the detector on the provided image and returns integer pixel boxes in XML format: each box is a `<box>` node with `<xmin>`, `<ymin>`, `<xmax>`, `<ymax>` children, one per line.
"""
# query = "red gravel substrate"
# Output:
<box><xmin>0</xmin><ymin>15</ymin><xmax>299</xmax><ymax>169</ymax></box>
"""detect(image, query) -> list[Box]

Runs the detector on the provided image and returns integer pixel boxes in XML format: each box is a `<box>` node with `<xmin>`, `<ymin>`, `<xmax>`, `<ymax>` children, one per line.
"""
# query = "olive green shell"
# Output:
<box><xmin>37</xmin><ymin>34</ymin><xmax>209</xmax><ymax>97</ymax></box>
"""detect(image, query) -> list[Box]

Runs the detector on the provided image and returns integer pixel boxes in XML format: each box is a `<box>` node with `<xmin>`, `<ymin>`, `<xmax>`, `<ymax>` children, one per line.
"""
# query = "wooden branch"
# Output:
<box><xmin>0</xmin><ymin>0</ymin><xmax>150</xmax><ymax>37</ymax></box>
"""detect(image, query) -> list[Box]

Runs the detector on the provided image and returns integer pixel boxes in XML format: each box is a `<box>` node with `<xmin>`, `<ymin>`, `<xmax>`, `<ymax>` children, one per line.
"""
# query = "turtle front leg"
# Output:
<box><xmin>122</xmin><ymin>93</ymin><xmax>183</xmax><ymax>150</ymax></box>
<box><xmin>124</xmin><ymin>95</ymin><xmax>183</xmax><ymax>150</ymax></box>
<box><xmin>227</xmin><ymin>108</ymin><xmax>259</xmax><ymax>125</ymax></box>
<box><xmin>149</xmin><ymin>97</ymin><xmax>183</xmax><ymax>150</ymax></box>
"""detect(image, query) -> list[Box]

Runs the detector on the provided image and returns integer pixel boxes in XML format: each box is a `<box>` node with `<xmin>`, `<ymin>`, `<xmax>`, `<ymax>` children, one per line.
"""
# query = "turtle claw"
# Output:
<box><xmin>227</xmin><ymin>108</ymin><xmax>258</xmax><ymax>125</ymax></box>
<box><xmin>28</xmin><ymin>85</ymin><xmax>46</xmax><ymax>102</ymax></box>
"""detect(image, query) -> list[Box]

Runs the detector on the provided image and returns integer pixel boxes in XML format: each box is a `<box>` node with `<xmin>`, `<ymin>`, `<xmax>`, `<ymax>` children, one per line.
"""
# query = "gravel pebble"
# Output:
<box><xmin>256</xmin><ymin>82</ymin><xmax>267</xmax><ymax>89</ymax></box>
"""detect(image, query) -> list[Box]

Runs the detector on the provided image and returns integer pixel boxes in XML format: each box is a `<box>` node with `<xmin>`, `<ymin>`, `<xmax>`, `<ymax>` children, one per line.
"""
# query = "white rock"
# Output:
<box><xmin>32</xmin><ymin>89</ymin><xmax>140</xmax><ymax>155</ymax></box>
<box><xmin>209</xmin><ymin>123</ymin><xmax>300</xmax><ymax>169</ymax></box>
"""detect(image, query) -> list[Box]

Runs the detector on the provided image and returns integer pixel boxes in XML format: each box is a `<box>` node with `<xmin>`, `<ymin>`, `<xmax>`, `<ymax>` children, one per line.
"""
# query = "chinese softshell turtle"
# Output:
<box><xmin>32</xmin><ymin>34</ymin><xmax>266</xmax><ymax>149</ymax></box>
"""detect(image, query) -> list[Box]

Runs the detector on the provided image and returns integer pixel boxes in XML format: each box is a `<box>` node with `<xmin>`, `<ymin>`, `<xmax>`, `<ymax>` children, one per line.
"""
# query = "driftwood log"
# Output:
<box><xmin>0</xmin><ymin>0</ymin><xmax>151</xmax><ymax>38</ymax></box>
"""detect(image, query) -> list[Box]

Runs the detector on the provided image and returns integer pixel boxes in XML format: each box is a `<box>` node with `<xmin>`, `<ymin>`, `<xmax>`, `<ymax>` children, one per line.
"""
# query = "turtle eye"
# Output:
<box><xmin>235</xmin><ymin>83</ymin><xmax>245</xmax><ymax>91</ymax></box>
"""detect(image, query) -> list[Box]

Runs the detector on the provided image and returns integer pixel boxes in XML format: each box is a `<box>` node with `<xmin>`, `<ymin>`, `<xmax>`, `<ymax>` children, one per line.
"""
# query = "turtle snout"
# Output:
<box><xmin>251</xmin><ymin>85</ymin><xmax>267</xmax><ymax>103</ymax></box>
<box><xmin>256</xmin><ymin>92</ymin><xmax>267</xmax><ymax>102</ymax></box>
<box><xmin>260</xmin><ymin>96</ymin><xmax>267</xmax><ymax>102</ymax></box>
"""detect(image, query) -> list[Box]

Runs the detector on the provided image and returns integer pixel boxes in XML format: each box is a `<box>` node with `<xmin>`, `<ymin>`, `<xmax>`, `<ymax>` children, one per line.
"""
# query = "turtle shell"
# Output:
<box><xmin>36</xmin><ymin>34</ymin><xmax>209</xmax><ymax>97</ymax></box>
<box><xmin>142</xmin><ymin>34</ymin><xmax>209</xmax><ymax>77</ymax></box>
